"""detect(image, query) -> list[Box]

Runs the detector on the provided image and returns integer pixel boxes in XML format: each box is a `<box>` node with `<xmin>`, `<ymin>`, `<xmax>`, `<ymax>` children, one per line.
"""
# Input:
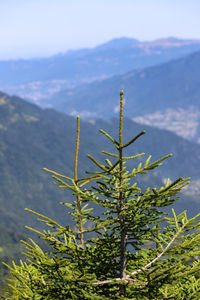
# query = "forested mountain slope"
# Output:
<box><xmin>48</xmin><ymin>50</ymin><xmax>200</xmax><ymax>142</ymax></box>
<box><xmin>0</xmin><ymin>91</ymin><xmax>200</xmax><ymax>233</ymax></box>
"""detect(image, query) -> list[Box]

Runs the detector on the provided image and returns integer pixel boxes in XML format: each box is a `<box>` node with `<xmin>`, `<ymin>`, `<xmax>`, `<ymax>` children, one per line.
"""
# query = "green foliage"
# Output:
<box><xmin>4</xmin><ymin>91</ymin><xmax>200</xmax><ymax>299</ymax></box>
<box><xmin>0</xmin><ymin>90</ymin><xmax>200</xmax><ymax>237</ymax></box>
<box><xmin>1</xmin><ymin>90</ymin><xmax>200</xmax><ymax>288</ymax></box>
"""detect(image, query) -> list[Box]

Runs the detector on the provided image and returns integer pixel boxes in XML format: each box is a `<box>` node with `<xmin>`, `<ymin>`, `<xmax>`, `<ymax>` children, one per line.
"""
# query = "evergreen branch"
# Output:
<box><xmin>119</xmin><ymin>90</ymin><xmax>124</xmax><ymax>147</ymax></box>
<box><xmin>122</xmin><ymin>131</ymin><xmax>146</xmax><ymax>149</ymax></box>
<box><xmin>102</xmin><ymin>150</ymin><xmax>119</xmax><ymax>157</ymax></box>
<box><xmin>77</xmin><ymin>175</ymin><xmax>101</xmax><ymax>183</ymax></box>
<box><xmin>107</xmin><ymin>159</ymin><xmax>120</xmax><ymax>172</ymax></box>
<box><xmin>74</xmin><ymin>115</ymin><xmax>80</xmax><ymax>182</ymax></box>
<box><xmin>21</xmin><ymin>239</ymin><xmax>45</xmax><ymax>255</ymax></box>
<box><xmin>87</xmin><ymin>154</ymin><xmax>108</xmax><ymax>171</ymax></box>
<box><xmin>90</xmin><ymin>276</ymin><xmax>145</xmax><ymax>286</ymax></box>
<box><xmin>82</xmin><ymin>158</ymin><xmax>120</xmax><ymax>177</ymax></box>
<box><xmin>25</xmin><ymin>208</ymin><xmax>64</xmax><ymax>229</ymax></box>
<box><xmin>99</xmin><ymin>129</ymin><xmax>119</xmax><ymax>148</ymax></box>
<box><xmin>74</xmin><ymin>115</ymin><xmax>84</xmax><ymax>248</ymax></box>
<box><xmin>51</xmin><ymin>175</ymin><xmax>76</xmax><ymax>191</ymax></box>
<box><xmin>160</xmin><ymin>177</ymin><xmax>189</xmax><ymax>193</ymax></box>
<box><xmin>53</xmin><ymin>176</ymin><xmax>89</xmax><ymax>197</ymax></box>
<box><xmin>124</xmin><ymin>153</ymin><xmax>145</xmax><ymax>160</ymax></box>
<box><xmin>130</xmin><ymin>219</ymin><xmax>188</xmax><ymax>277</ymax></box>
<box><xmin>118</xmin><ymin>90</ymin><xmax>127</xmax><ymax>297</ymax></box>
<box><xmin>102</xmin><ymin>151</ymin><xmax>145</xmax><ymax>160</ymax></box>
<box><xmin>126</xmin><ymin>153</ymin><xmax>173</xmax><ymax>178</ymax></box>
<box><xmin>105</xmin><ymin>158</ymin><xmax>113</xmax><ymax>167</ymax></box>
<box><xmin>71</xmin><ymin>225</ymin><xmax>105</xmax><ymax>234</ymax></box>
<box><xmin>92</xmin><ymin>278</ymin><xmax>125</xmax><ymax>285</ymax></box>
<box><xmin>85</xmin><ymin>171</ymin><xmax>110</xmax><ymax>179</ymax></box>
<box><xmin>24</xmin><ymin>226</ymin><xmax>46</xmax><ymax>237</ymax></box>
<box><xmin>172</xmin><ymin>208</ymin><xmax>180</xmax><ymax>230</ymax></box>
<box><xmin>43</xmin><ymin>168</ymin><xmax>72</xmax><ymax>181</ymax></box>
<box><xmin>148</xmin><ymin>153</ymin><xmax>172</xmax><ymax>167</ymax></box>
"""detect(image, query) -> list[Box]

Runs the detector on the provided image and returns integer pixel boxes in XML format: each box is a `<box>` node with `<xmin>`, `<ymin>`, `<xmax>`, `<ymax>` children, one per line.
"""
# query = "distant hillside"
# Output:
<box><xmin>0</xmin><ymin>90</ymin><xmax>200</xmax><ymax>228</ymax></box>
<box><xmin>1</xmin><ymin>37</ymin><xmax>200</xmax><ymax>102</ymax></box>
<box><xmin>1</xmin><ymin>90</ymin><xmax>200</xmax><ymax>283</ymax></box>
<box><xmin>48</xmin><ymin>50</ymin><xmax>200</xmax><ymax>143</ymax></box>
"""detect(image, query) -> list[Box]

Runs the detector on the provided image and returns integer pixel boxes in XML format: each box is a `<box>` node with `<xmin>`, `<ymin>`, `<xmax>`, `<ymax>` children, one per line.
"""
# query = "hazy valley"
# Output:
<box><xmin>1</xmin><ymin>37</ymin><xmax>200</xmax><ymax>104</ymax></box>
<box><xmin>43</xmin><ymin>49</ymin><xmax>200</xmax><ymax>143</ymax></box>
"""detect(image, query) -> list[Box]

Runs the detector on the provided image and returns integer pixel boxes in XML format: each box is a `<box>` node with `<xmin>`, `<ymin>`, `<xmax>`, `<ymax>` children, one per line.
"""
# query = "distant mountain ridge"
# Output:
<box><xmin>46</xmin><ymin>49</ymin><xmax>200</xmax><ymax>143</ymax></box>
<box><xmin>1</xmin><ymin>37</ymin><xmax>200</xmax><ymax>102</ymax></box>
<box><xmin>95</xmin><ymin>37</ymin><xmax>139</xmax><ymax>49</ymax></box>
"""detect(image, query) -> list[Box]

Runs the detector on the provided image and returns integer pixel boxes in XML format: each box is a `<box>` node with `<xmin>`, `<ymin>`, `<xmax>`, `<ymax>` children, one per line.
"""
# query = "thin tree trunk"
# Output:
<box><xmin>119</xmin><ymin>91</ymin><xmax>127</xmax><ymax>296</ymax></box>
<box><xmin>74</xmin><ymin>116</ymin><xmax>84</xmax><ymax>248</ymax></box>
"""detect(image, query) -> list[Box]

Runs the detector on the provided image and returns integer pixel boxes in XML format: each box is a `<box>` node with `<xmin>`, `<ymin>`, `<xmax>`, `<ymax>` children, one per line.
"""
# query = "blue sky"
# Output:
<box><xmin>1</xmin><ymin>0</ymin><xmax>200</xmax><ymax>59</ymax></box>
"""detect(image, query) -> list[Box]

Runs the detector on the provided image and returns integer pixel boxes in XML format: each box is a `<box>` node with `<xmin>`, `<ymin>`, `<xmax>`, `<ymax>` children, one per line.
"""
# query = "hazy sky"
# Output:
<box><xmin>1</xmin><ymin>0</ymin><xmax>200</xmax><ymax>59</ymax></box>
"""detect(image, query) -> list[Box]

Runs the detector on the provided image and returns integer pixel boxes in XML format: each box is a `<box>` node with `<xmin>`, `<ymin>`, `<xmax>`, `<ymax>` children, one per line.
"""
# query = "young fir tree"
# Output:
<box><xmin>4</xmin><ymin>91</ymin><xmax>200</xmax><ymax>299</ymax></box>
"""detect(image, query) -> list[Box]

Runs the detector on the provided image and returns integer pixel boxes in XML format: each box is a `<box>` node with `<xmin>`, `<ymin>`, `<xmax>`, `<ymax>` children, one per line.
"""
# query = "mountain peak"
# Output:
<box><xmin>96</xmin><ymin>37</ymin><xmax>139</xmax><ymax>49</ymax></box>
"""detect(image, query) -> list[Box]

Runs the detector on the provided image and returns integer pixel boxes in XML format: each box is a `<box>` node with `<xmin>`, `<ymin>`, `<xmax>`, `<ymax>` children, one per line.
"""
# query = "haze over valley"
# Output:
<box><xmin>1</xmin><ymin>37</ymin><xmax>200</xmax><ymax>144</ymax></box>
<box><xmin>1</xmin><ymin>37</ymin><xmax>200</xmax><ymax>104</ymax></box>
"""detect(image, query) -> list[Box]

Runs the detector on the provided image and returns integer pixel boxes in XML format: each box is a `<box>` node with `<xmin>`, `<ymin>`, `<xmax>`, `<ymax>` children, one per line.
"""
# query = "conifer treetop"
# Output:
<box><xmin>4</xmin><ymin>91</ymin><xmax>200</xmax><ymax>300</ymax></box>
